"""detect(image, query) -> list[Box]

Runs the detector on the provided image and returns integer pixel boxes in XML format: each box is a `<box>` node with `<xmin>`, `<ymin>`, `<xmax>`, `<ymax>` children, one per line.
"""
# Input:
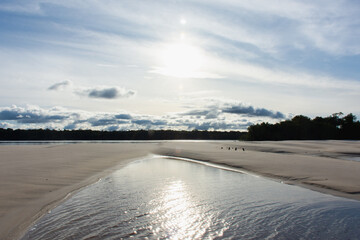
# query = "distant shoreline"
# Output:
<box><xmin>0</xmin><ymin>129</ymin><xmax>245</xmax><ymax>141</ymax></box>
<box><xmin>1</xmin><ymin>140</ymin><xmax>360</xmax><ymax>239</ymax></box>
<box><xmin>154</xmin><ymin>140</ymin><xmax>360</xmax><ymax>201</ymax></box>
<box><xmin>0</xmin><ymin>139</ymin><xmax>237</xmax><ymax>145</ymax></box>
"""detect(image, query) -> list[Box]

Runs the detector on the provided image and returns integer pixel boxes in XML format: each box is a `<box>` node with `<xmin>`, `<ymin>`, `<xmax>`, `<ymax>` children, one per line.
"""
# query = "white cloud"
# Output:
<box><xmin>47</xmin><ymin>81</ymin><xmax>136</xmax><ymax>100</ymax></box>
<box><xmin>83</xmin><ymin>87</ymin><xmax>136</xmax><ymax>99</ymax></box>
<box><xmin>195</xmin><ymin>0</ymin><xmax>360</xmax><ymax>55</ymax></box>
<box><xmin>0</xmin><ymin>102</ymin><xmax>282</xmax><ymax>131</ymax></box>
<box><xmin>0</xmin><ymin>1</ymin><xmax>43</xmax><ymax>14</ymax></box>
<box><xmin>210</xmin><ymin>57</ymin><xmax>360</xmax><ymax>91</ymax></box>
<box><xmin>149</xmin><ymin>67</ymin><xmax>224</xmax><ymax>79</ymax></box>
<box><xmin>1</xmin><ymin>0</ymin><xmax>360</xmax><ymax>119</ymax></box>
<box><xmin>2</xmin><ymin>0</ymin><xmax>360</xmax><ymax>56</ymax></box>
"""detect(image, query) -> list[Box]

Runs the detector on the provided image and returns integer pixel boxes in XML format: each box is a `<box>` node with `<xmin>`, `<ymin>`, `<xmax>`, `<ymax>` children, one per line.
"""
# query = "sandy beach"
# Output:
<box><xmin>156</xmin><ymin>141</ymin><xmax>360</xmax><ymax>199</ymax></box>
<box><xmin>0</xmin><ymin>143</ymin><xmax>156</xmax><ymax>240</ymax></box>
<box><xmin>1</xmin><ymin>140</ymin><xmax>360</xmax><ymax>239</ymax></box>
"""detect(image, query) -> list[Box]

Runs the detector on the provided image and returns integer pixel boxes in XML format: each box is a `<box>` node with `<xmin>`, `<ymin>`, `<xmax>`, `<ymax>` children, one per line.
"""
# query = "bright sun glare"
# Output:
<box><xmin>151</xmin><ymin>17</ymin><xmax>209</xmax><ymax>78</ymax></box>
<box><xmin>159</xmin><ymin>43</ymin><xmax>204</xmax><ymax>78</ymax></box>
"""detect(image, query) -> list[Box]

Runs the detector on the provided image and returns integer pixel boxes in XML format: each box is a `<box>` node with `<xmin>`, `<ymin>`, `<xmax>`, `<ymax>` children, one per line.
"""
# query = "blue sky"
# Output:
<box><xmin>1</xmin><ymin>0</ymin><xmax>360</xmax><ymax>131</ymax></box>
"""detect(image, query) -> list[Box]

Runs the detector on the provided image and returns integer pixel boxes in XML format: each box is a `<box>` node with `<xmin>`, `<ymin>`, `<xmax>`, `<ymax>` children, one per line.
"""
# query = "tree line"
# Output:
<box><xmin>0</xmin><ymin>129</ymin><xmax>245</xmax><ymax>140</ymax></box>
<box><xmin>242</xmin><ymin>113</ymin><xmax>360</xmax><ymax>140</ymax></box>
<box><xmin>1</xmin><ymin>113</ymin><xmax>359</xmax><ymax>141</ymax></box>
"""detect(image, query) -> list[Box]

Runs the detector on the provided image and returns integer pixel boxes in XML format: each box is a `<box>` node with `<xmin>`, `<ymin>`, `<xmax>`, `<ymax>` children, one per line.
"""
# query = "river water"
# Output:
<box><xmin>22</xmin><ymin>156</ymin><xmax>360</xmax><ymax>239</ymax></box>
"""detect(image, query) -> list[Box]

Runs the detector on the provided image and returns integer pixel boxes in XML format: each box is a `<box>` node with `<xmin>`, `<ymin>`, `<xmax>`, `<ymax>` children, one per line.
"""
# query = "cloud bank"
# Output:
<box><xmin>181</xmin><ymin>102</ymin><xmax>285</xmax><ymax>119</ymax></box>
<box><xmin>0</xmin><ymin>105</ymin><xmax>73</xmax><ymax>124</ymax></box>
<box><xmin>0</xmin><ymin>103</ymin><xmax>285</xmax><ymax>131</ymax></box>
<box><xmin>222</xmin><ymin>105</ymin><xmax>285</xmax><ymax>119</ymax></box>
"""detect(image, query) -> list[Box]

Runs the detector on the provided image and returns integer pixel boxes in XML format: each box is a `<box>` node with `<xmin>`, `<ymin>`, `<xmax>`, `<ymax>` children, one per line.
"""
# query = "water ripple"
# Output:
<box><xmin>23</xmin><ymin>157</ymin><xmax>360</xmax><ymax>239</ymax></box>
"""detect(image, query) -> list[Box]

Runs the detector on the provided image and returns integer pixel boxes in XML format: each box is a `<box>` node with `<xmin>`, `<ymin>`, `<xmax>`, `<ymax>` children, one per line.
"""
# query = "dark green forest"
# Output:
<box><xmin>243</xmin><ymin>113</ymin><xmax>360</xmax><ymax>140</ymax></box>
<box><xmin>0</xmin><ymin>129</ymin><xmax>245</xmax><ymax>140</ymax></box>
<box><xmin>1</xmin><ymin>113</ymin><xmax>360</xmax><ymax>141</ymax></box>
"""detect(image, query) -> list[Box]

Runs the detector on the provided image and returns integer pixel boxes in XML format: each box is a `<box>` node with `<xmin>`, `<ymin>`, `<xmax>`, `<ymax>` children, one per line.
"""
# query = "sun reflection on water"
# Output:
<box><xmin>22</xmin><ymin>157</ymin><xmax>360</xmax><ymax>240</ymax></box>
<box><xmin>149</xmin><ymin>180</ymin><xmax>210</xmax><ymax>239</ymax></box>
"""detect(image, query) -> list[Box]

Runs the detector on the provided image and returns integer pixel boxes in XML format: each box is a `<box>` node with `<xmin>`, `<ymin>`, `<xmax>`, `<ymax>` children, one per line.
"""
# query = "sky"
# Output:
<box><xmin>1</xmin><ymin>0</ymin><xmax>360</xmax><ymax>131</ymax></box>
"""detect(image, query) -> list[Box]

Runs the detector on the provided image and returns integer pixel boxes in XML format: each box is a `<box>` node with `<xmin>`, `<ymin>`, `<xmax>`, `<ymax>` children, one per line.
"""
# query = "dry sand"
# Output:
<box><xmin>0</xmin><ymin>143</ymin><xmax>156</xmax><ymax>240</ymax></box>
<box><xmin>1</xmin><ymin>140</ymin><xmax>360</xmax><ymax>239</ymax></box>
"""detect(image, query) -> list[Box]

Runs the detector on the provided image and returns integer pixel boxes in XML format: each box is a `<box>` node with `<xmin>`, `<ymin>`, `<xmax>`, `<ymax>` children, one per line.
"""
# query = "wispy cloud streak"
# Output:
<box><xmin>48</xmin><ymin>80</ymin><xmax>72</xmax><ymax>91</ymax></box>
<box><xmin>1</xmin><ymin>0</ymin><xmax>360</xmax><ymax>120</ymax></box>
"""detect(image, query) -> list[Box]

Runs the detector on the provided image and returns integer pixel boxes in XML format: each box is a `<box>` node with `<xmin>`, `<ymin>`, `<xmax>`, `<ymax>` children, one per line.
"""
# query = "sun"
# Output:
<box><xmin>180</xmin><ymin>18</ymin><xmax>187</xmax><ymax>25</ymax></box>
<box><xmin>158</xmin><ymin>43</ymin><xmax>204</xmax><ymax>78</ymax></box>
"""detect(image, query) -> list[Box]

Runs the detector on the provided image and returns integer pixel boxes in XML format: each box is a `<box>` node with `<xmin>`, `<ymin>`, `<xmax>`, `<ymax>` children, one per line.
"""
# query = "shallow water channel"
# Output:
<box><xmin>23</xmin><ymin>156</ymin><xmax>360</xmax><ymax>239</ymax></box>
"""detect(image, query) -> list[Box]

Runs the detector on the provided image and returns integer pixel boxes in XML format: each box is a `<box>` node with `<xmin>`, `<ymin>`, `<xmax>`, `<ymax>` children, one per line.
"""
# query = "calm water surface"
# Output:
<box><xmin>341</xmin><ymin>156</ymin><xmax>360</xmax><ymax>162</ymax></box>
<box><xmin>23</xmin><ymin>157</ymin><xmax>360</xmax><ymax>239</ymax></box>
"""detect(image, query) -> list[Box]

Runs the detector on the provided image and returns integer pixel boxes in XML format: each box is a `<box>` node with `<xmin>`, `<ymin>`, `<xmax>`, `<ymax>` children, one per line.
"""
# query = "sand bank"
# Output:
<box><xmin>0</xmin><ymin>143</ymin><xmax>156</xmax><ymax>240</ymax></box>
<box><xmin>1</xmin><ymin>140</ymin><xmax>360</xmax><ymax>239</ymax></box>
<box><xmin>155</xmin><ymin>140</ymin><xmax>360</xmax><ymax>200</ymax></box>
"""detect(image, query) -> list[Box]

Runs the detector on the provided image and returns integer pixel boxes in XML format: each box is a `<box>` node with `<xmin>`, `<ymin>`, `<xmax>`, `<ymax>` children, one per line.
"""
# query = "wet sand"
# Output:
<box><xmin>1</xmin><ymin>140</ymin><xmax>360</xmax><ymax>239</ymax></box>
<box><xmin>155</xmin><ymin>140</ymin><xmax>360</xmax><ymax>200</ymax></box>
